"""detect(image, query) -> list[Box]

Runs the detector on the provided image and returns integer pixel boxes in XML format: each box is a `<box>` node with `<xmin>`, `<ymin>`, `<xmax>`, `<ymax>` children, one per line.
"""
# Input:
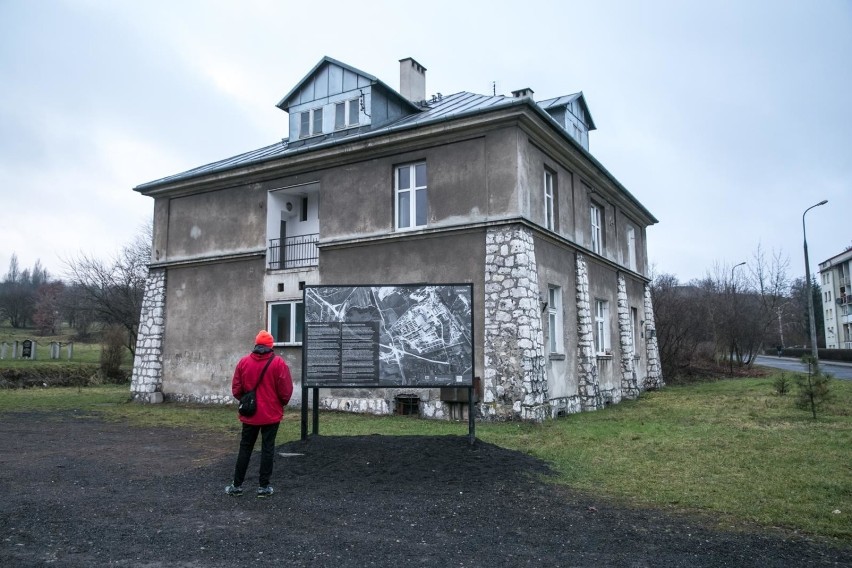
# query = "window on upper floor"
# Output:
<box><xmin>312</xmin><ymin>108</ymin><xmax>323</xmax><ymax>135</ymax></box>
<box><xmin>335</xmin><ymin>103</ymin><xmax>346</xmax><ymax>129</ymax></box>
<box><xmin>349</xmin><ymin>99</ymin><xmax>360</xmax><ymax>126</ymax></box>
<box><xmin>548</xmin><ymin>286</ymin><xmax>562</xmax><ymax>354</ymax></box>
<box><xmin>626</xmin><ymin>225</ymin><xmax>637</xmax><ymax>271</ymax></box>
<box><xmin>270</xmin><ymin>301</ymin><xmax>304</xmax><ymax>346</ymax></box>
<box><xmin>590</xmin><ymin>203</ymin><xmax>603</xmax><ymax>254</ymax></box>
<box><xmin>395</xmin><ymin>162</ymin><xmax>427</xmax><ymax>230</ymax></box>
<box><xmin>299</xmin><ymin>108</ymin><xmax>324</xmax><ymax>138</ymax></box>
<box><xmin>334</xmin><ymin>98</ymin><xmax>361</xmax><ymax>130</ymax></box>
<box><xmin>594</xmin><ymin>299</ymin><xmax>611</xmax><ymax>355</ymax></box>
<box><xmin>544</xmin><ymin>170</ymin><xmax>555</xmax><ymax>231</ymax></box>
<box><xmin>299</xmin><ymin>112</ymin><xmax>310</xmax><ymax>138</ymax></box>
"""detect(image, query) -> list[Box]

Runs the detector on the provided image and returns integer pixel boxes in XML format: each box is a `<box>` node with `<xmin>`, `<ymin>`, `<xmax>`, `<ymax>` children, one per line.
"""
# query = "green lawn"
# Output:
<box><xmin>0</xmin><ymin>376</ymin><xmax>849</xmax><ymax>541</ymax></box>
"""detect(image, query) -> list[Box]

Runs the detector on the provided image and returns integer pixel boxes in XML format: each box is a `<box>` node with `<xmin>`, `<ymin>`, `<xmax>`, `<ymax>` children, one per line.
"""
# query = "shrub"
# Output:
<box><xmin>99</xmin><ymin>325</ymin><xmax>127</xmax><ymax>381</ymax></box>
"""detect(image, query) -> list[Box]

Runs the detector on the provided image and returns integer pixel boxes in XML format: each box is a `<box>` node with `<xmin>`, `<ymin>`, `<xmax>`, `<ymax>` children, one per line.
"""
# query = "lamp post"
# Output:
<box><xmin>803</xmin><ymin>200</ymin><xmax>828</xmax><ymax>364</ymax></box>
<box><xmin>731</xmin><ymin>261</ymin><xmax>746</xmax><ymax>285</ymax></box>
<box><xmin>729</xmin><ymin>261</ymin><xmax>746</xmax><ymax>374</ymax></box>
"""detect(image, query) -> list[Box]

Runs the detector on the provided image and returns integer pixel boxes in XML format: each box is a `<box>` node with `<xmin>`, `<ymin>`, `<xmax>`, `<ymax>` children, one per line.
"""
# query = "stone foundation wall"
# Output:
<box><xmin>575</xmin><ymin>253</ymin><xmax>602</xmax><ymax>411</ymax></box>
<box><xmin>549</xmin><ymin>395</ymin><xmax>582</xmax><ymax>417</ymax></box>
<box><xmin>617</xmin><ymin>273</ymin><xmax>640</xmax><ymax>399</ymax></box>
<box><xmin>482</xmin><ymin>225</ymin><xmax>549</xmax><ymax>421</ymax></box>
<box><xmin>131</xmin><ymin>269</ymin><xmax>166</xmax><ymax>403</ymax></box>
<box><xmin>643</xmin><ymin>284</ymin><xmax>664</xmax><ymax>389</ymax></box>
<box><xmin>166</xmin><ymin>392</ymin><xmax>233</xmax><ymax>405</ymax></box>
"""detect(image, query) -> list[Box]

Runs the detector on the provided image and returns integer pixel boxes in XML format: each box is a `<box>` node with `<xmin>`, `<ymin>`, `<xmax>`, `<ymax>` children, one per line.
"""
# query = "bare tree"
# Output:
<box><xmin>59</xmin><ymin>283</ymin><xmax>98</xmax><ymax>340</ymax></box>
<box><xmin>62</xmin><ymin>223</ymin><xmax>152</xmax><ymax>357</ymax></box>
<box><xmin>0</xmin><ymin>253</ymin><xmax>50</xmax><ymax>328</ymax></box>
<box><xmin>653</xmin><ymin>245</ymin><xmax>795</xmax><ymax>380</ymax></box>
<box><xmin>743</xmin><ymin>245</ymin><xmax>790</xmax><ymax>363</ymax></box>
<box><xmin>651</xmin><ymin>273</ymin><xmax>709</xmax><ymax>380</ymax></box>
<box><xmin>33</xmin><ymin>281</ymin><xmax>66</xmax><ymax>335</ymax></box>
<box><xmin>699</xmin><ymin>246</ymin><xmax>791</xmax><ymax>372</ymax></box>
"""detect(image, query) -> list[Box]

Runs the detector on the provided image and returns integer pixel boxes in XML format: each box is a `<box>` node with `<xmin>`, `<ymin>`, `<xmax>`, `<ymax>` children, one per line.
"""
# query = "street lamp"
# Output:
<box><xmin>729</xmin><ymin>262</ymin><xmax>746</xmax><ymax>374</ymax></box>
<box><xmin>803</xmin><ymin>199</ymin><xmax>828</xmax><ymax>364</ymax></box>
<box><xmin>731</xmin><ymin>261</ymin><xmax>746</xmax><ymax>285</ymax></box>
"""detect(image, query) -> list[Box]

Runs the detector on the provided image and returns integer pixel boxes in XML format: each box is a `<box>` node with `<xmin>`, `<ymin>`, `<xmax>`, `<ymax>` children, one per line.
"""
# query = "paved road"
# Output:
<box><xmin>754</xmin><ymin>355</ymin><xmax>852</xmax><ymax>380</ymax></box>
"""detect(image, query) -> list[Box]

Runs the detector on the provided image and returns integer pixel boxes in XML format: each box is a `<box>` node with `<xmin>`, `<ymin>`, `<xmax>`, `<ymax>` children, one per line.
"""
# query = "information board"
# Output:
<box><xmin>303</xmin><ymin>284</ymin><xmax>474</xmax><ymax>388</ymax></box>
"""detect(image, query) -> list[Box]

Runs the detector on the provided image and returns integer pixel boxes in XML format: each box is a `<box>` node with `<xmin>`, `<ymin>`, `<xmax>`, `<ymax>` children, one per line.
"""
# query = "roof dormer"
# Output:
<box><xmin>538</xmin><ymin>92</ymin><xmax>596</xmax><ymax>151</ymax></box>
<box><xmin>277</xmin><ymin>56</ymin><xmax>422</xmax><ymax>144</ymax></box>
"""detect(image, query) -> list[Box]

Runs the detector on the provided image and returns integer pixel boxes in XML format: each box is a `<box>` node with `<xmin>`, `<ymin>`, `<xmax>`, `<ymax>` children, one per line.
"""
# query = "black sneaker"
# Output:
<box><xmin>225</xmin><ymin>483</ymin><xmax>243</xmax><ymax>496</ymax></box>
<box><xmin>256</xmin><ymin>486</ymin><xmax>274</xmax><ymax>498</ymax></box>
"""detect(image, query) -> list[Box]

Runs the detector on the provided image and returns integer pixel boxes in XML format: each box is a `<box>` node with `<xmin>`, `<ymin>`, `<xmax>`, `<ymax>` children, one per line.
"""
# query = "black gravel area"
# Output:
<box><xmin>0</xmin><ymin>411</ymin><xmax>849</xmax><ymax>567</ymax></box>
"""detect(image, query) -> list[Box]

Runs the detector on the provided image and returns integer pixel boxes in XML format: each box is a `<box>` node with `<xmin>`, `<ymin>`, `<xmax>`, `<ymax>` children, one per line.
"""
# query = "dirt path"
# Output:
<box><xmin>0</xmin><ymin>411</ymin><xmax>849</xmax><ymax>567</ymax></box>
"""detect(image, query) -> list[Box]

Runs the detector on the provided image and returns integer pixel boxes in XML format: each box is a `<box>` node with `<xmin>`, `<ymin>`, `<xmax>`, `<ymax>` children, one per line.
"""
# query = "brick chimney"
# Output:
<box><xmin>511</xmin><ymin>87</ymin><xmax>535</xmax><ymax>99</ymax></box>
<box><xmin>399</xmin><ymin>58</ymin><xmax>427</xmax><ymax>103</ymax></box>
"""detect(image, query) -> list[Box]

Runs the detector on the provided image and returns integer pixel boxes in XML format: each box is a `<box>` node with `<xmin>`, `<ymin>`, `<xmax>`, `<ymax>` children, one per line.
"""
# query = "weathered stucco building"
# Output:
<box><xmin>131</xmin><ymin>56</ymin><xmax>663</xmax><ymax>421</ymax></box>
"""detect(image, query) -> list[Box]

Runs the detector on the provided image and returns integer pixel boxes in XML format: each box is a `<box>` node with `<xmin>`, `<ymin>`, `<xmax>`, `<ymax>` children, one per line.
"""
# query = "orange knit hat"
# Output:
<box><xmin>255</xmin><ymin>330</ymin><xmax>274</xmax><ymax>347</ymax></box>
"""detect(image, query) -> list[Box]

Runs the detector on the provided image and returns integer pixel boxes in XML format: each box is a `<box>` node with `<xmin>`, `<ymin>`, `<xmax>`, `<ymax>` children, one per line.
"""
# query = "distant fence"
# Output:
<box><xmin>0</xmin><ymin>340</ymin><xmax>74</xmax><ymax>361</ymax></box>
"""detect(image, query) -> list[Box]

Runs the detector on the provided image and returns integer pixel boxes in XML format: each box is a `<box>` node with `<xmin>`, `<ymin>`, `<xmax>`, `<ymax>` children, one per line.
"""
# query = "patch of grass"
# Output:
<box><xmin>479</xmin><ymin>378</ymin><xmax>851</xmax><ymax>541</ymax></box>
<box><xmin>0</xmin><ymin>379</ymin><xmax>849</xmax><ymax>541</ymax></box>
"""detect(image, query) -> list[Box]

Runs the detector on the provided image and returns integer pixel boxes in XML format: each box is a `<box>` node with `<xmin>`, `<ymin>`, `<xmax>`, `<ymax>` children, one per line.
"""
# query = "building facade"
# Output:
<box><xmin>819</xmin><ymin>247</ymin><xmax>852</xmax><ymax>350</ymax></box>
<box><xmin>130</xmin><ymin>56</ymin><xmax>663</xmax><ymax>421</ymax></box>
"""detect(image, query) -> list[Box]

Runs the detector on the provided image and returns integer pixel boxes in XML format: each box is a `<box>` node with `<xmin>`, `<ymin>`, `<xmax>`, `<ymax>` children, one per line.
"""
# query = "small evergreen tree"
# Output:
<box><xmin>796</xmin><ymin>357</ymin><xmax>832</xmax><ymax>419</ymax></box>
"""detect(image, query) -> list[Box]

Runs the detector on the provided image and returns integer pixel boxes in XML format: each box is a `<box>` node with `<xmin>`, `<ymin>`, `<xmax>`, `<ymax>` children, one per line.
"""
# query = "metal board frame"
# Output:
<box><xmin>300</xmin><ymin>283</ymin><xmax>475</xmax><ymax>443</ymax></box>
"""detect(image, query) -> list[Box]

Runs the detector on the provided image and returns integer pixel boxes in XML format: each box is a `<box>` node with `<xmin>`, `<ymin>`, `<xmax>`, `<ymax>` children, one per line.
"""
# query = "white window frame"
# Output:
<box><xmin>349</xmin><ymin>98</ymin><xmax>360</xmax><ymax>126</ymax></box>
<box><xmin>299</xmin><ymin>111</ymin><xmax>311</xmax><ymax>138</ymax></box>
<box><xmin>626</xmin><ymin>225</ymin><xmax>637</xmax><ymax>271</ymax></box>
<box><xmin>594</xmin><ymin>299</ymin><xmax>611</xmax><ymax>355</ymax></box>
<box><xmin>395</xmin><ymin>162</ymin><xmax>427</xmax><ymax>230</ymax></box>
<box><xmin>269</xmin><ymin>301</ymin><xmax>304</xmax><ymax>346</ymax></box>
<box><xmin>311</xmin><ymin>108</ymin><xmax>323</xmax><ymax>135</ymax></box>
<box><xmin>334</xmin><ymin>102</ymin><xmax>346</xmax><ymax>129</ymax></box>
<box><xmin>300</xmin><ymin>107</ymin><xmax>326</xmax><ymax>138</ymax></box>
<box><xmin>548</xmin><ymin>286</ymin><xmax>562</xmax><ymax>354</ymax></box>
<box><xmin>590</xmin><ymin>203</ymin><xmax>603</xmax><ymax>254</ymax></box>
<box><xmin>334</xmin><ymin>98</ymin><xmax>361</xmax><ymax>130</ymax></box>
<box><xmin>544</xmin><ymin>170</ymin><xmax>555</xmax><ymax>230</ymax></box>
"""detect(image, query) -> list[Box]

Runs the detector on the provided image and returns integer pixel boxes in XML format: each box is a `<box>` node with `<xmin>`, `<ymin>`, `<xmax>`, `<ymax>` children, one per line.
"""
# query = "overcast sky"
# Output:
<box><xmin>1</xmin><ymin>0</ymin><xmax>850</xmax><ymax>285</ymax></box>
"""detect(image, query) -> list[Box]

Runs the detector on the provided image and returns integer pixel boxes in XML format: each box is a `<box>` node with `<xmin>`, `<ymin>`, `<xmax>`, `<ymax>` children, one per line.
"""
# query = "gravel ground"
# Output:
<box><xmin>0</xmin><ymin>410</ymin><xmax>849</xmax><ymax>567</ymax></box>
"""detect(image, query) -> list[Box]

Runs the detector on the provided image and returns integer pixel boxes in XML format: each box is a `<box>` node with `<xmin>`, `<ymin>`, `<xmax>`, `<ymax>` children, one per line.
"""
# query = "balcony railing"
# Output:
<box><xmin>268</xmin><ymin>234</ymin><xmax>318</xmax><ymax>269</ymax></box>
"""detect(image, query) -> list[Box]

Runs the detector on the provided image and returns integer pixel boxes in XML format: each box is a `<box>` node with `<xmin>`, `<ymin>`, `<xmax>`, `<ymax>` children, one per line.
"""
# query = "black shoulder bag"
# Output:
<box><xmin>238</xmin><ymin>356</ymin><xmax>274</xmax><ymax>417</ymax></box>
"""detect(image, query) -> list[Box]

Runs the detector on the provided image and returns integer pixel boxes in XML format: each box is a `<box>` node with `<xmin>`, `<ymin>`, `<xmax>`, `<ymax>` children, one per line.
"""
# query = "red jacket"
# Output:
<box><xmin>231</xmin><ymin>351</ymin><xmax>293</xmax><ymax>426</ymax></box>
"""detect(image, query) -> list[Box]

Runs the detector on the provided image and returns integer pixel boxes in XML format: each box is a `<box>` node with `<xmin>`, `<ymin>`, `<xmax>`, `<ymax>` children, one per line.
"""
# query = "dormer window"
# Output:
<box><xmin>312</xmin><ymin>108</ymin><xmax>323</xmax><ymax>135</ymax></box>
<box><xmin>299</xmin><ymin>108</ymin><xmax>324</xmax><ymax>138</ymax></box>
<box><xmin>349</xmin><ymin>99</ymin><xmax>359</xmax><ymax>125</ymax></box>
<box><xmin>299</xmin><ymin>112</ymin><xmax>310</xmax><ymax>138</ymax></box>
<box><xmin>334</xmin><ymin>99</ymin><xmax>361</xmax><ymax>130</ymax></box>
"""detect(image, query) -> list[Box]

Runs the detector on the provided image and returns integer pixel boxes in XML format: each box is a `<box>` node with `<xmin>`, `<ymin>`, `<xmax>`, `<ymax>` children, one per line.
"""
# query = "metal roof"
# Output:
<box><xmin>133</xmin><ymin>87</ymin><xmax>655</xmax><ymax>223</ymax></box>
<box><xmin>538</xmin><ymin>92</ymin><xmax>597</xmax><ymax>130</ymax></box>
<box><xmin>275</xmin><ymin>56</ymin><xmax>380</xmax><ymax>110</ymax></box>
<box><xmin>135</xmin><ymin>92</ymin><xmax>519</xmax><ymax>190</ymax></box>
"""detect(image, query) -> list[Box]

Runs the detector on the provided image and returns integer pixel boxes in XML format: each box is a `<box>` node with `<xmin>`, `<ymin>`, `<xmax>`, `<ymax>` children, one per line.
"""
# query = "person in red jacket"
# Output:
<box><xmin>225</xmin><ymin>330</ymin><xmax>293</xmax><ymax>498</ymax></box>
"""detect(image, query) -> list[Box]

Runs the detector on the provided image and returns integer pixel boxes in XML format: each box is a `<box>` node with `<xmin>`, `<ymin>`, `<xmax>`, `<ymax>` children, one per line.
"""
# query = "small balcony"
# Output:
<box><xmin>267</xmin><ymin>234</ymin><xmax>319</xmax><ymax>270</ymax></box>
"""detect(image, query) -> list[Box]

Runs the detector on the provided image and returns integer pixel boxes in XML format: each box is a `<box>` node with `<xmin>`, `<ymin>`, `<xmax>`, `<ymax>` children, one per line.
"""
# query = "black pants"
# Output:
<box><xmin>232</xmin><ymin>422</ymin><xmax>280</xmax><ymax>488</ymax></box>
